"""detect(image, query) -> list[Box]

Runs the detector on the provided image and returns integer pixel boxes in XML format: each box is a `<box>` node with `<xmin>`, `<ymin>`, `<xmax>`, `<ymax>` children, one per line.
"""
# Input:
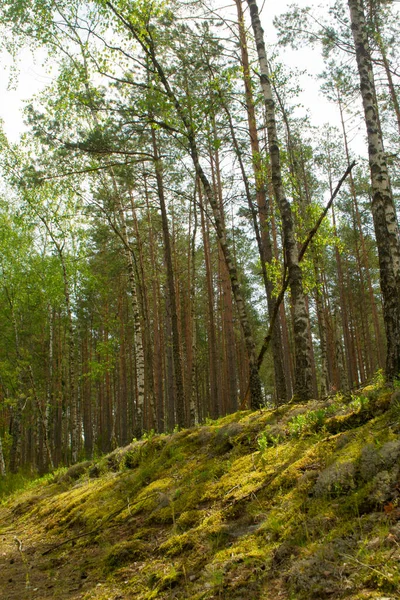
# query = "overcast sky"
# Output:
<box><xmin>0</xmin><ymin>1</ymin><xmax>353</xmax><ymax>146</ymax></box>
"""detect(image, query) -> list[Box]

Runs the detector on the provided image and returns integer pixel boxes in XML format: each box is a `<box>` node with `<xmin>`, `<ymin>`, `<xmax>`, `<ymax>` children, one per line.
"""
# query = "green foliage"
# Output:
<box><xmin>257</xmin><ymin>427</ymin><xmax>284</xmax><ymax>450</ymax></box>
<box><xmin>349</xmin><ymin>394</ymin><xmax>370</xmax><ymax>412</ymax></box>
<box><xmin>287</xmin><ymin>405</ymin><xmax>338</xmax><ymax>438</ymax></box>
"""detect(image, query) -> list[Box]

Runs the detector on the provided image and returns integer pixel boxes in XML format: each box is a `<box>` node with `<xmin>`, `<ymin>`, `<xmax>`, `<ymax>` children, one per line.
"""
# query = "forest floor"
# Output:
<box><xmin>1</xmin><ymin>382</ymin><xmax>400</xmax><ymax>600</ymax></box>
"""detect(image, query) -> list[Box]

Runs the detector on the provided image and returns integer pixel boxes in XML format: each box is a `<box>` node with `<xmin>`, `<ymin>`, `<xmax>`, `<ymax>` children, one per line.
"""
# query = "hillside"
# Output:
<box><xmin>1</xmin><ymin>384</ymin><xmax>400</xmax><ymax>600</ymax></box>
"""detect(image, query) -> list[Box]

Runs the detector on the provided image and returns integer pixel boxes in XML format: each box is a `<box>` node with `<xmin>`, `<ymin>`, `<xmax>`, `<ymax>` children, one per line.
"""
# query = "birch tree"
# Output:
<box><xmin>246</xmin><ymin>0</ymin><xmax>314</xmax><ymax>401</ymax></box>
<box><xmin>347</xmin><ymin>0</ymin><xmax>400</xmax><ymax>381</ymax></box>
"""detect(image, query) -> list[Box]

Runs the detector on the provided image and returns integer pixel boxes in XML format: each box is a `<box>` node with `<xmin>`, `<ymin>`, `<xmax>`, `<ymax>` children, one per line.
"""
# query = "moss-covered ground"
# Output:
<box><xmin>1</xmin><ymin>383</ymin><xmax>400</xmax><ymax>599</ymax></box>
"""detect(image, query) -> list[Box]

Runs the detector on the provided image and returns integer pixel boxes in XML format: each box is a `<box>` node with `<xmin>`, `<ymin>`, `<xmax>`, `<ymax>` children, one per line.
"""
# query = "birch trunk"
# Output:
<box><xmin>246</xmin><ymin>0</ymin><xmax>313</xmax><ymax>401</ymax></box>
<box><xmin>130</xmin><ymin>192</ymin><xmax>157</xmax><ymax>430</ymax></box>
<box><xmin>144</xmin><ymin>176</ymin><xmax>165</xmax><ymax>432</ymax></box>
<box><xmin>111</xmin><ymin>183</ymin><xmax>145</xmax><ymax>437</ymax></box>
<box><xmin>348</xmin><ymin>0</ymin><xmax>400</xmax><ymax>381</ymax></box>
<box><xmin>234</xmin><ymin>0</ymin><xmax>288</xmax><ymax>403</ymax></box>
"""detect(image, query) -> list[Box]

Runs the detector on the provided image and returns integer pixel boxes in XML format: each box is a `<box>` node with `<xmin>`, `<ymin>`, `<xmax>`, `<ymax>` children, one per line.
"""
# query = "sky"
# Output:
<box><xmin>0</xmin><ymin>0</ymin><xmax>355</xmax><ymax>146</ymax></box>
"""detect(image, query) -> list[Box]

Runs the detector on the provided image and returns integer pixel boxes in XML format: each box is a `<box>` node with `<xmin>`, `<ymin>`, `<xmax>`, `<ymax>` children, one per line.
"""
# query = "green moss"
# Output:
<box><xmin>176</xmin><ymin>509</ymin><xmax>206</xmax><ymax>532</ymax></box>
<box><xmin>1</xmin><ymin>383</ymin><xmax>397</xmax><ymax>600</ymax></box>
<box><xmin>158</xmin><ymin>531</ymin><xmax>195</xmax><ymax>556</ymax></box>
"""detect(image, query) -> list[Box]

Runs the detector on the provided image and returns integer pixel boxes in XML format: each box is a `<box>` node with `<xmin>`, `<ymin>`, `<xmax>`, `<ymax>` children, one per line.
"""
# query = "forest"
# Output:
<box><xmin>0</xmin><ymin>0</ymin><xmax>399</xmax><ymax>477</ymax></box>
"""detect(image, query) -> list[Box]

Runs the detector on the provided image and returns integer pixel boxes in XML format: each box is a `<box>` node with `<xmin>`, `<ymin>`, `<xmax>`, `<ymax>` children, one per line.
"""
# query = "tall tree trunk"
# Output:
<box><xmin>209</xmin><ymin>120</ymin><xmax>238</xmax><ymax>414</ymax></box>
<box><xmin>337</xmin><ymin>90</ymin><xmax>383</xmax><ymax>370</ymax></box>
<box><xmin>371</xmin><ymin>12</ymin><xmax>400</xmax><ymax>138</ymax></box>
<box><xmin>28</xmin><ymin>365</ymin><xmax>54</xmax><ymax>470</ymax></box>
<box><xmin>187</xmin><ymin>194</ymin><xmax>199</xmax><ymax>425</ymax></box>
<box><xmin>151</xmin><ymin>129</ymin><xmax>186</xmax><ymax>427</ymax></box>
<box><xmin>6</xmin><ymin>290</ymin><xmax>26</xmax><ymax>473</ymax></box>
<box><xmin>199</xmin><ymin>183</ymin><xmax>220</xmax><ymax>418</ymax></box>
<box><xmin>144</xmin><ymin>175</ymin><xmax>165</xmax><ymax>432</ymax></box>
<box><xmin>348</xmin><ymin>0</ymin><xmax>400</xmax><ymax>381</ymax></box>
<box><xmin>246</xmin><ymin>0</ymin><xmax>313</xmax><ymax>401</ymax></box>
<box><xmin>314</xmin><ymin>263</ymin><xmax>330</xmax><ymax>396</ymax></box>
<box><xmin>233</xmin><ymin>0</ymin><xmax>289</xmax><ymax>402</ymax></box>
<box><xmin>0</xmin><ymin>436</ymin><xmax>6</xmax><ymax>477</ymax></box>
<box><xmin>130</xmin><ymin>191</ymin><xmax>157</xmax><ymax>430</ymax></box>
<box><xmin>108</xmin><ymin>178</ymin><xmax>145</xmax><ymax>438</ymax></box>
<box><xmin>82</xmin><ymin>332</ymin><xmax>94</xmax><ymax>456</ymax></box>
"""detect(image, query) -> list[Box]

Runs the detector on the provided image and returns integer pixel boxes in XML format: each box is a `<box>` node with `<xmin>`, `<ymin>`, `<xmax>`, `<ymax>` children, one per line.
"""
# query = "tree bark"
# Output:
<box><xmin>234</xmin><ymin>0</ymin><xmax>288</xmax><ymax>403</ymax></box>
<box><xmin>246</xmin><ymin>0</ymin><xmax>314</xmax><ymax>401</ymax></box>
<box><xmin>348</xmin><ymin>0</ymin><xmax>400</xmax><ymax>381</ymax></box>
<box><xmin>151</xmin><ymin>129</ymin><xmax>186</xmax><ymax>427</ymax></box>
<box><xmin>0</xmin><ymin>436</ymin><xmax>6</xmax><ymax>477</ymax></box>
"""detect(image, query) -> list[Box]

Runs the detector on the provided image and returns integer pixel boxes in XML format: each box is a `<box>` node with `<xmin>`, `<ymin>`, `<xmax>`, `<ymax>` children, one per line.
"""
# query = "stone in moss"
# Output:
<box><xmin>360</xmin><ymin>441</ymin><xmax>400</xmax><ymax>483</ymax></box>
<box><xmin>334</xmin><ymin>432</ymin><xmax>354</xmax><ymax>450</ymax></box>
<box><xmin>313</xmin><ymin>460</ymin><xmax>356</xmax><ymax>497</ymax></box>
<box><xmin>380</xmin><ymin>440</ymin><xmax>400</xmax><ymax>466</ymax></box>
<box><xmin>57</xmin><ymin>461</ymin><xmax>92</xmax><ymax>483</ymax></box>
<box><xmin>285</xmin><ymin>539</ymin><xmax>354</xmax><ymax>598</ymax></box>
<box><xmin>270</xmin><ymin>541</ymin><xmax>300</xmax><ymax>570</ymax></box>
<box><xmin>147</xmin><ymin>567</ymin><xmax>182</xmax><ymax>592</ymax></box>
<box><xmin>360</xmin><ymin>444</ymin><xmax>381</xmax><ymax>482</ymax></box>
<box><xmin>368</xmin><ymin>467</ymin><xmax>399</xmax><ymax>505</ymax></box>
<box><xmin>325</xmin><ymin>411</ymin><xmax>370</xmax><ymax>434</ymax></box>
<box><xmin>212</xmin><ymin>423</ymin><xmax>243</xmax><ymax>456</ymax></box>
<box><xmin>104</xmin><ymin>540</ymin><xmax>148</xmax><ymax>570</ymax></box>
<box><xmin>158</xmin><ymin>532</ymin><xmax>194</xmax><ymax>556</ymax></box>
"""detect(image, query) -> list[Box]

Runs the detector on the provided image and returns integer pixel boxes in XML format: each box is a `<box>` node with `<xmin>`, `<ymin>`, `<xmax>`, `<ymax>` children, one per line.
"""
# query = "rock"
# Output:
<box><xmin>313</xmin><ymin>461</ymin><xmax>356</xmax><ymax>497</ymax></box>
<box><xmin>360</xmin><ymin>440</ymin><xmax>400</xmax><ymax>483</ymax></box>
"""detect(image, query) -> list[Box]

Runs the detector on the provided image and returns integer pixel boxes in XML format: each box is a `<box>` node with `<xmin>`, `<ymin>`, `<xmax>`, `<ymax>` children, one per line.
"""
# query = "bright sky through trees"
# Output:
<box><xmin>0</xmin><ymin>0</ymin><xmax>348</xmax><ymax>144</ymax></box>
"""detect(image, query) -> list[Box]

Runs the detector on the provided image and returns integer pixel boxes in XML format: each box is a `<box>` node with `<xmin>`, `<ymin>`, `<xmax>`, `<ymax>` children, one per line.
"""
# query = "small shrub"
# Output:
<box><xmin>349</xmin><ymin>393</ymin><xmax>369</xmax><ymax>412</ymax></box>
<box><xmin>257</xmin><ymin>427</ymin><xmax>284</xmax><ymax>451</ymax></box>
<box><xmin>288</xmin><ymin>414</ymin><xmax>309</xmax><ymax>438</ymax></box>
<box><xmin>142</xmin><ymin>429</ymin><xmax>156</xmax><ymax>441</ymax></box>
<box><xmin>124</xmin><ymin>447</ymin><xmax>142</xmax><ymax>470</ymax></box>
<box><xmin>288</xmin><ymin>409</ymin><xmax>329</xmax><ymax>438</ymax></box>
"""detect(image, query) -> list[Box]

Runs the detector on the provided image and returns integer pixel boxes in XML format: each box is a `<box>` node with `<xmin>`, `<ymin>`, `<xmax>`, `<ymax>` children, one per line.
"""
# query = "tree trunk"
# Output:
<box><xmin>233</xmin><ymin>0</ymin><xmax>289</xmax><ymax>402</ymax></box>
<box><xmin>151</xmin><ymin>129</ymin><xmax>186</xmax><ymax>427</ymax></box>
<box><xmin>199</xmin><ymin>183</ymin><xmax>220</xmax><ymax>417</ymax></box>
<box><xmin>337</xmin><ymin>90</ymin><xmax>383</xmax><ymax>371</ymax></box>
<box><xmin>209</xmin><ymin>121</ymin><xmax>238</xmax><ymax>414</ymax></box>
<box><xmin>144</xmin><ymin>175</ymin><xmax>165</xmax><ymax>432</ymax></box>
<box><xmin>246</xmin><ymin>0</ymin><xmax>313</xmax><ymax>401</ymax></box>
<box><xmin>108</xmin><ymin>178</ymin><xmax>145</xmax><ymax>438</ymax></box>
<box><xmin>0</xmin><ymin>436</ymin><xmax>6</xmax><ymax>477</ymax></box>
<box><xmin>348</xmin><ymin>0</ymin><xmax>400</xmax><ymax>381</ymax></box>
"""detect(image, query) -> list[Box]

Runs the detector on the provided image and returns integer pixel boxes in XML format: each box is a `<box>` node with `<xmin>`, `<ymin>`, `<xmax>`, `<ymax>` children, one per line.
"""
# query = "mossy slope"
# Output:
<box><xmin>1</xmin><ymin>385</ymin><xmax>400</xmax><ymax>600</ymax></box>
